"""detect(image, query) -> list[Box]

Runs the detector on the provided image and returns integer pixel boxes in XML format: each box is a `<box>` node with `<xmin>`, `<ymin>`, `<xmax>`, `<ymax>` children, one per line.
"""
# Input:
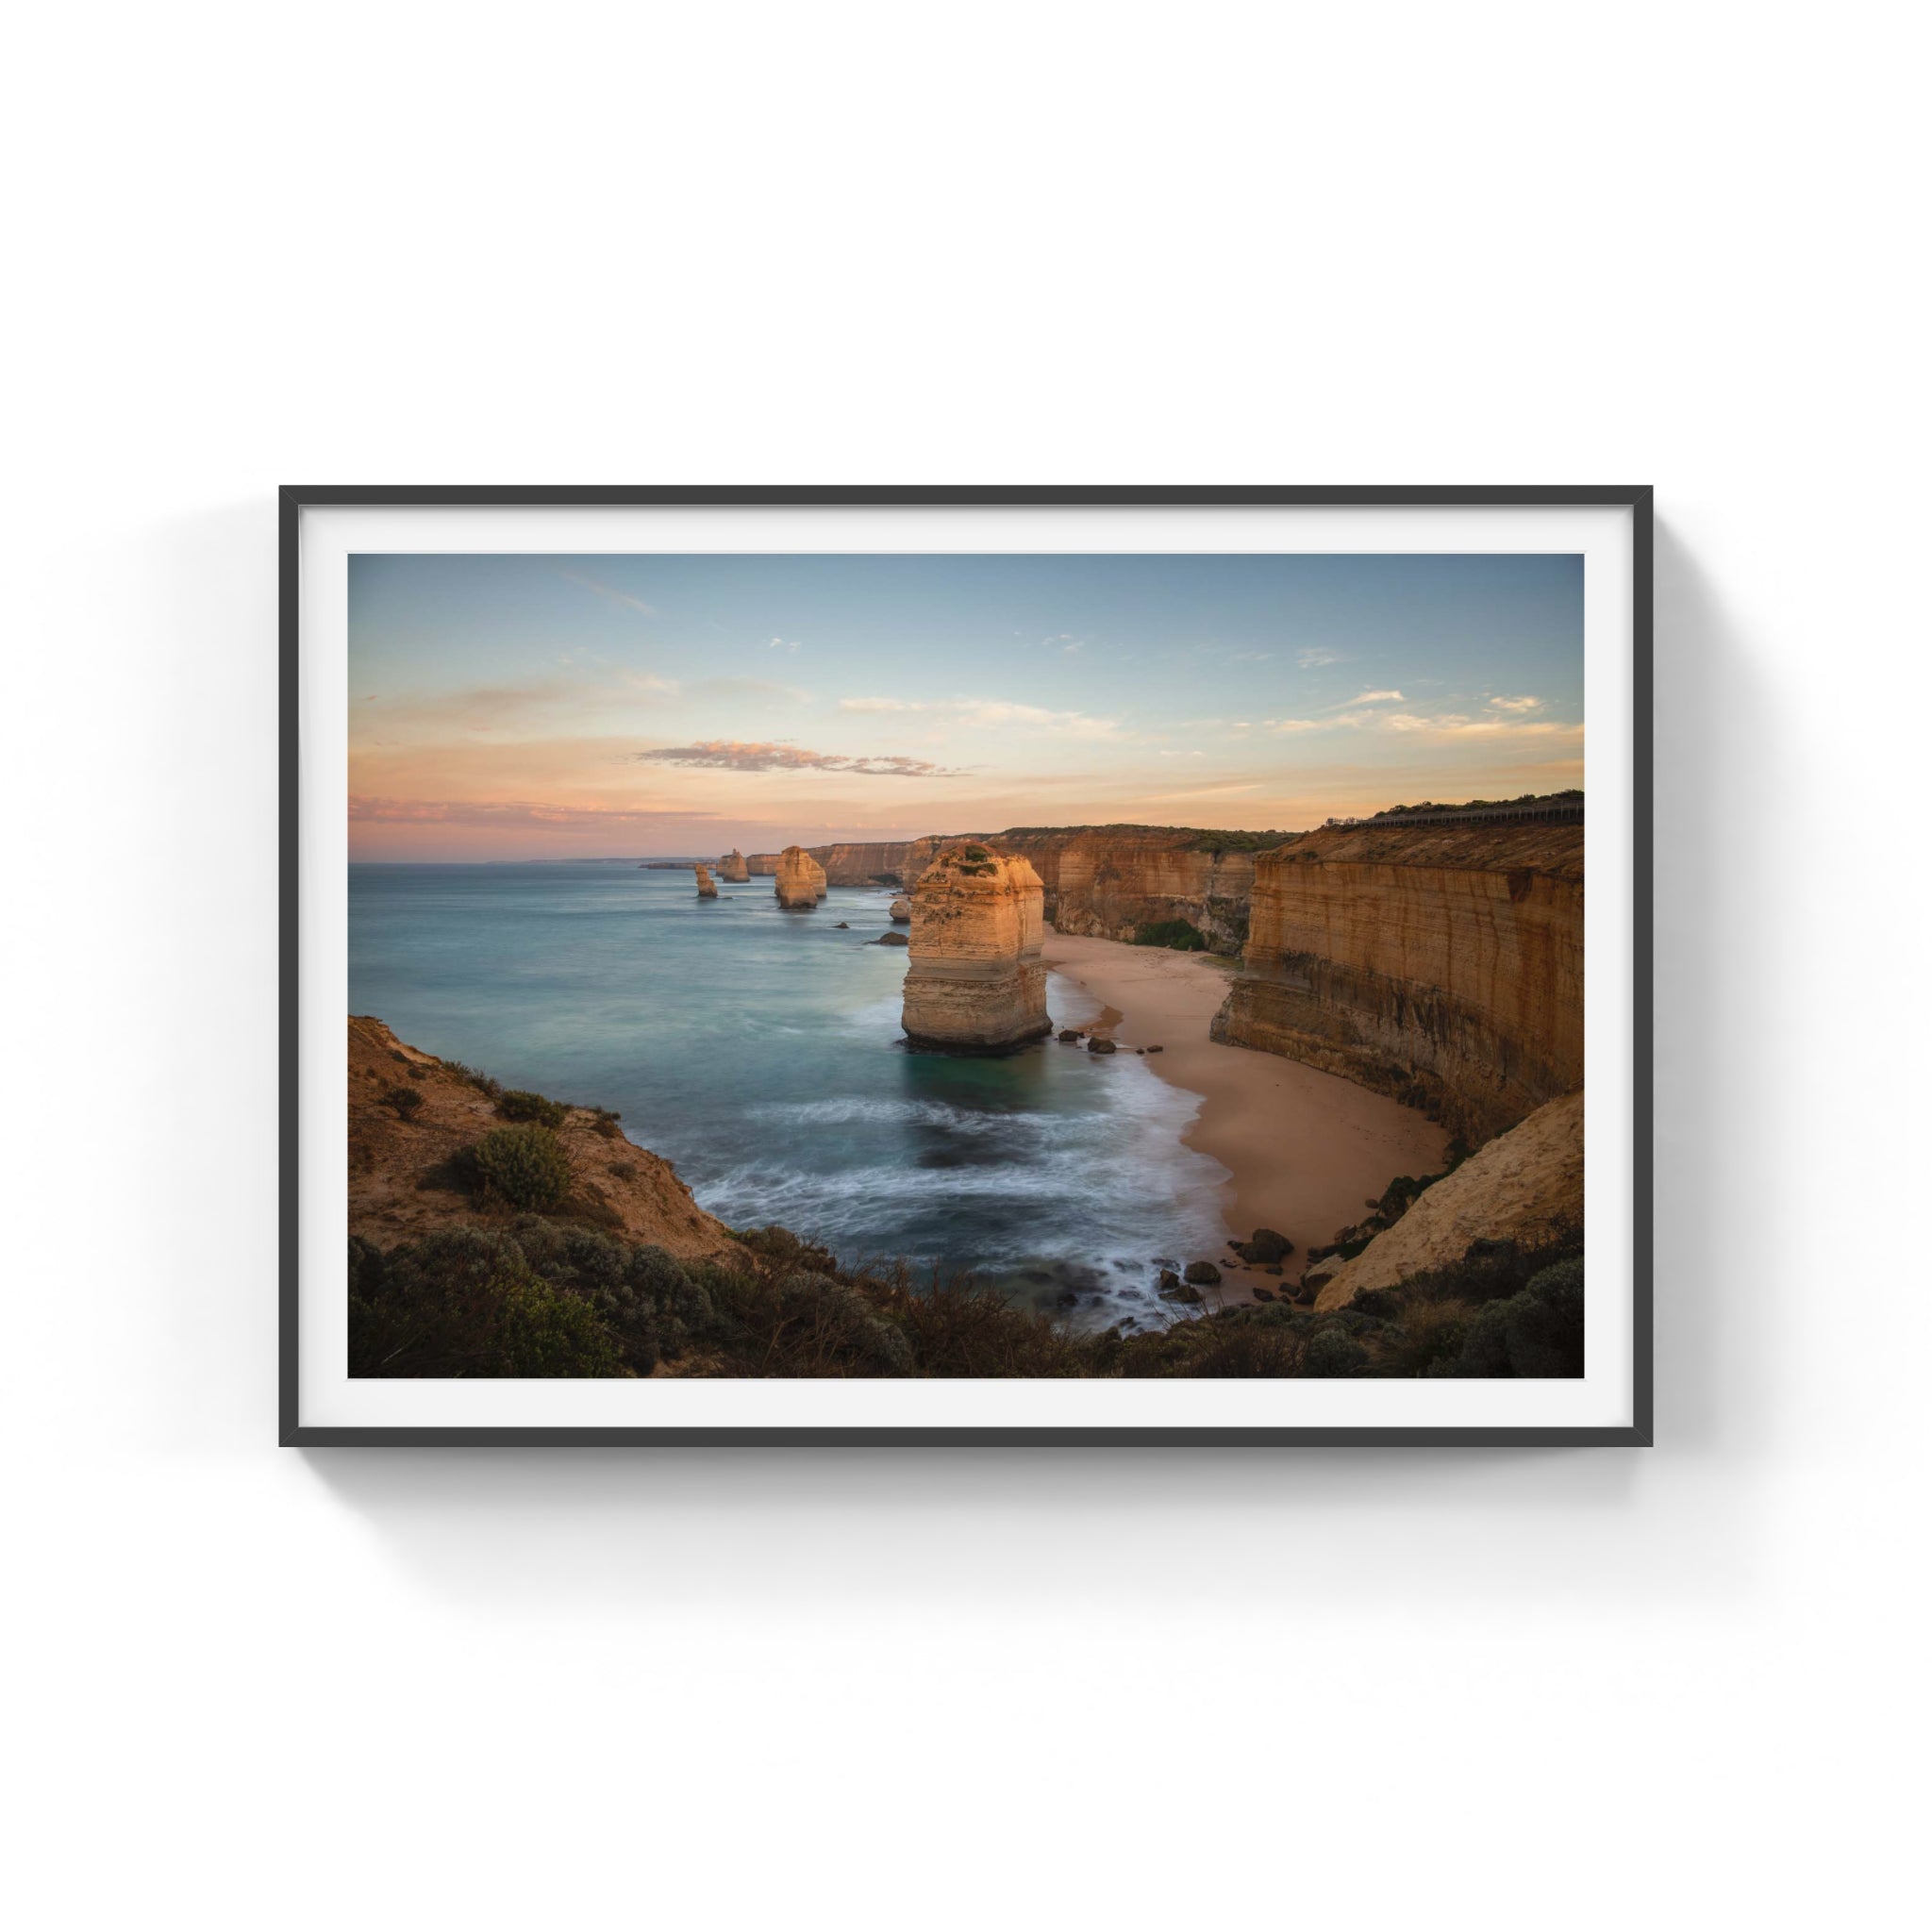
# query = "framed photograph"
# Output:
<box><xmin>283</xmin><ymin>486</ymin><xmax>1650</xmax><ymax>1446</ymax></box>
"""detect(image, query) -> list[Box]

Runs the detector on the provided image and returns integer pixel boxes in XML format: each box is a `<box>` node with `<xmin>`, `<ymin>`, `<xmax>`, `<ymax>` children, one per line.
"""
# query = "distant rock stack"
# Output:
<box><xmin>890</xmin><ymin>896</ymin><xmax>911</xmax><ymax>923</ymax></box>
<box><xmin>694</xmin><ymin>864</ymin><xmax>718</xmax><ymax>898</ymax></box>
<box><xmin>900</xmin><ymin>843</ymin><xmax>1051</xmax><ymax>1052</ymax></box>
<box><xmin>774</xmin><ymin>844</ymin><xmax>828</xmax><ymax>910</ymax></box>
<box><xmin>720</xmin><ymin>849</ymin><xmax>750</xmax><ymax>883</ymax></box>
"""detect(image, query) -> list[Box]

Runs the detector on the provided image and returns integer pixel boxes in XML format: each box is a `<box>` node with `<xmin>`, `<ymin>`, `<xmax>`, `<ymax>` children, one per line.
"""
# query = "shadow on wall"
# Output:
<box><xmin>291</xmin><ymin>516</ymin><xmax>1762</xmax><ymax>1618</ymax></box>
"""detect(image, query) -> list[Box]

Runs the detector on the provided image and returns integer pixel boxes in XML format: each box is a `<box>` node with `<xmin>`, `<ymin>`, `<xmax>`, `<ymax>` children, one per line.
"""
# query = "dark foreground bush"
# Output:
<box><xmin>889</xmin><ymin>1277</ymin><xmax>1104</xmax><ymax>1378</ymax></box>
<box><xmin>497</xmin><ymin>1089</ymin><xmax>568</xmax><ymax>1129</ymax></box>
<box><xmin>349</xmin><ymin>1230</ymin><xmax>628</xmax><ymax>1378</ymax></box>
<box><xmin>1430</xmin><ymin>1257</ymin><xmax>1584</xmax><ymax>1378</ymax></box>
<box><xmin>473</xmin><ymin>1124</ymin><xmax>572</xmax><ymax>1210</ymax></box>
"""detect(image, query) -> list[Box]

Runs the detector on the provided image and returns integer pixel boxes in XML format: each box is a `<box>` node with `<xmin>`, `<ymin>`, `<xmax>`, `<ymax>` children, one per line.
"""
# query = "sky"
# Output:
<box><xmin>347</xmin><ymin>552</ymin><xmax>1585</xmax><ymax>860</ymax></box>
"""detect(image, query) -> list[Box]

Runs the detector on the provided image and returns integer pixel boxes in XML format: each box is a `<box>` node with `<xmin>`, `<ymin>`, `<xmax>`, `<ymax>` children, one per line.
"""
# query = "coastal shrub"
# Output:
<box><xmin>506</xmin><ymin>1223</ymin><xmax>716</xmax><ymax>1372</ymax></box>
<box><xmin>735</xmin><ymin>1224</ymin><xmax>843</xmax><ymax>1278</ymax></box>
<box><xmin>608</xmin><ymin>1160</ymin><xmax>639</xmax><ymax>1180</ymax></box>
<box><xmin>1424</xmin><ymin>1253</ymin><xmax>1585</xmax><ymax>1379</ymax></box>
<box><xmin>1302</xmin><ymin>1326</ymin><xmax>1370</xmax><ymax>1377</ymax></box>
<box><xmin>498</xmin><ymin>1089</ymin><xmax>568</xmax><ymax>1129</ymax></box>
<box><xmin>1184</xmin><ymin>1323</ymin><xmax>1301</xmax><ymax>1377</ymax></box>
<box><xmin>1188</xmin><ymin>829</ymin><xmax>1295</xmax><ymax>856</ymax></box>
<box><xmin>383</xmin><ymin>1086</ymin><xmax>425</xmax><ymax>1119</ymax></box>
<box><xmin>892</xmin><ymin>1276</ymin><xmax>1104</xmax><ymax>1378</ymax></box>
<box><xmin>1132</xmin><ymin>918</ymin><xmax>1209</xmax><ymax>952</ymax></box>
<box><xmin>348</xmin><ymin>1230</ymin><xmax>627</xmax><ymax>1378</ymax></box>
<box><xmin>1348</xmin><ymin>1287</ymin><xmax>1402</xmax><ymax>1320</ymax></box>
<box><xmin>775</xmin><ymin>1272</ymin><xmax>914</xmax><ymax>1376</ymax></box>
<box><xmin>442</xmin><ymin>1059</ymin><xmax>503</xmax><ymax>1100</ymax></box>
<box><xmin>473</xmin><ymin>1124</ymin><xmax>573</xmax><ymax>1211</ymax></box>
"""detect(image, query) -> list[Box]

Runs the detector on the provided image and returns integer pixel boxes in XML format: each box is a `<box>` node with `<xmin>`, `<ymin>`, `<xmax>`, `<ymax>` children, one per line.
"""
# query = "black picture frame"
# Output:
<box><xmin>282</xmin><ymin>484</ymin><xmax>1653</xmax><ymax>1448</ymax></box>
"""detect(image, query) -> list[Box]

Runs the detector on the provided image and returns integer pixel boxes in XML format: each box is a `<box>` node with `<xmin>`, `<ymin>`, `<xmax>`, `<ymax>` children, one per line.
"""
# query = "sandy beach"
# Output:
<box><xmin>1041</xmin><ymin>930</ymin><xmax>1449</xmax><ymax>1298</ymax></box>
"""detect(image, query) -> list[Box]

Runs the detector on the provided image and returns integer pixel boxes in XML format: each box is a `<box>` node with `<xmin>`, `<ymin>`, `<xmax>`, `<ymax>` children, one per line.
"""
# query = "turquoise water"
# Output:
<box><xmin>348</xmin><ymin>863</ymin><xmax>1229</xmax><ymax>1330</ymax></box>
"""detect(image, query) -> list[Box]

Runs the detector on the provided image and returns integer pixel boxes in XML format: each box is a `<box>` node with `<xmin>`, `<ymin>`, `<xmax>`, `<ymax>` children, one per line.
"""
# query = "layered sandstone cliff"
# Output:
<box><xmin>774</xmin><ymin>844</ymin><xmax>828</xmax><ymax>909</ymax></box>
<box><xmin>993</xmin><ymin>826</ymin><xmax>1271</xmax><ymax>954</ymax></box>
<box><xmin>1212</xmin><ymin>820</ymin><xmax>1583</xmax><ymax>1145</ymax></box>
<box><xmin>1310</xmin><ymin>1090</ymin><xmax>1584</xmax><ymax>1309</ymax></box>
<box><xmin>719</xmin><ymin>849</ymin><xmax>750</xmax><ymax>883</ymax></box>
<box><xmin>901</xmin><ymin>843</ymin><xmax>1051</xmax><ymax>1051</ymax></box>
<box><xmin>694</xmin><ymin>864</ymin><xmax>717</xmax><ymax>898</ymax></box>
<box><xmin>748</xmin><ymin>826</ymin><xmax>1279</xmax><ymax>945</ymax></box>
<box><xmin>810</xmin><ymin>840</ymin><xmax>928</xmax><ymax>885</ymax></box>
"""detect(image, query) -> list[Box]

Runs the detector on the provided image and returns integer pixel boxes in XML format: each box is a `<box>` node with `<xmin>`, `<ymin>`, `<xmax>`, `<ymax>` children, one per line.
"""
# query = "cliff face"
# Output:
<box><xmin>1212</xmin><ymin>821</ymin><xmax>1583</xmax><ymax>1145</ymax></box>
<box><xmin>774</xmin><ymin>845</ymin><xmax>828</xmax><ymax>909</ymax></box>
<box><xmin>743</xmin><ymin>826</ymin><xmax>1275</xmax><ymax>944</ymax></box>
<box><xmin>993</xmin><ymin>827</ymin><xmax>1265</xmax><ymax>954</ymax></box>
<box><xmin>719</xmin><ymin>849</ymin><xmax>750</xmax><ymax>883</ymax></box>
<box><xmin>807</xmin><ymin>840</ymin><xmax>928</xmax><ymax>885</ymax></box>
<box><xmin>347</xmin><ymin>1016</ymin><xmax>745</xmax><ymax>1267</ymax></box>
<box><xmin>693</xmin><ymin>864</ymin><xmax>717</xmax><ymax>898</ymax></box>
<box><xmin>1311</xmin><ymin>1091</ymin><xmax>1584</xmax><ymax>1309</ymax></box>
<box><xmin>901</xmin><ymin>843</ymin><xmax>1051</xmax><ymax>1051</ymax></box>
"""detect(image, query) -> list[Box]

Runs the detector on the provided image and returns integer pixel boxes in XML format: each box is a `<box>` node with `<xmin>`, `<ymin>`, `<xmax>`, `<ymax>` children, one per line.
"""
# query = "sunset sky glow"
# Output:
<box><xmin>348</xmin><ymin>553</ymin><xmax>1585</xmax><ymax>860</ymax></box>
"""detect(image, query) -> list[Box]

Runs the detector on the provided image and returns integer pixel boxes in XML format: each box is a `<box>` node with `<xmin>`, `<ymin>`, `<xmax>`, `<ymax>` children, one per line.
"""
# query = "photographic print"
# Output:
<box><xmin>286</xmin><ymin>487</ymin><xmax>1646</xmax><ymax>1444</ymax></box>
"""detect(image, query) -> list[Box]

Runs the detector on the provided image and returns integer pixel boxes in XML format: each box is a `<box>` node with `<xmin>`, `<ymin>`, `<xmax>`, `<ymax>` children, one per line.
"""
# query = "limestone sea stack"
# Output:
<box><xmin>720</xmin><ymin>849</ymin><xmax>751</xmax><ymax>883</ymax></box>
<box><xmin>774</xmin><ymin>844</ymin><xmax>828</xmax><ymax>910</ymax></box>
<box><xmin>900</xmin><ymin>843</ymin><xmax>1051</xmax><ymax>1052</ymax></box>
<box><xmin>889</xmin><ymin>896</ymin><xmax>911</xmax><ymax>923</ymax></box>
<box><xmin>694</xmin><ymin>864</ymin><xmax>718</xmax><ymax>898</ymax></box>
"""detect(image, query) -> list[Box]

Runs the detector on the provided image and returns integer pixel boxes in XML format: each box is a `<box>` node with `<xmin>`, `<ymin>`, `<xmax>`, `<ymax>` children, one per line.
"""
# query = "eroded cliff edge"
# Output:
<box><xmin>1211</xmin><ymin>819</ymin><xmax>1583</xmax><ymax>1146</ymax></box>
<box><xmin>348</xmin><ymin>1015</ymin><xmax>745</xmax><ymax>1267</ymax></box>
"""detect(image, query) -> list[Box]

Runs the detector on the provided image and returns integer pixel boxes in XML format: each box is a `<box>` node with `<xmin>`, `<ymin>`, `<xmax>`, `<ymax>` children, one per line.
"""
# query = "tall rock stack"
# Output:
<box><xmin>693</xmin><ymin>864</ymin><xmax>718</xmax><ymax>898</ymax></box>
<box><xmin>901</xmin><ymin>843</ymin><xmax>1051</xmax><ymax>1052</ymax></box>
<box><xmin>720</xmin><ymin>849</ymin><xmax>751</xmax><ymax>883</ymax></box>
<box><xmin>774</xmin><ymin>844</ymin><xmax>828</xmax><ymax>910</ymax></box>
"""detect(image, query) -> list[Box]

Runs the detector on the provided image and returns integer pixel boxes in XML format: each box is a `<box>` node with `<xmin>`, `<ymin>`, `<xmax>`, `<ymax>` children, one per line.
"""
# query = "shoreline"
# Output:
<box><xmin>1040</xmin><ymin>929</ymin><xmax>1450</xmax><ymax>1301</ymax></box>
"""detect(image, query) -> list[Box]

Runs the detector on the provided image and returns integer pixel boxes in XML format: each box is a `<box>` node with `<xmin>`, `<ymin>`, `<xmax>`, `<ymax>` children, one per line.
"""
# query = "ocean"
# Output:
<box><xmin>348</xmin><ymin>862</ymin><xmax>1231</xmax><ymax>1331</ymax></box>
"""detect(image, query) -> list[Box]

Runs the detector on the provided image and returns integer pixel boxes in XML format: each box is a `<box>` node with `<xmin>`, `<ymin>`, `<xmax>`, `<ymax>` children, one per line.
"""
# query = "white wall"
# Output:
<box><xmin>4</xmin><ymin>7</ymin><xmax>1924</xmax><ymax>1928</ymax></box>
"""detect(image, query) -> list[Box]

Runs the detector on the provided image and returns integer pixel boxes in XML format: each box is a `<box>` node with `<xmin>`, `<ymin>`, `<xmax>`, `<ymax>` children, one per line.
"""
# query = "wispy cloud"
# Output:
<box><xmin>769</xmin><ymin>636</ymin><xmax>801</xmax><ymax>652</ymax></box>
<box><xmin>838</xmin><ymin>695</ymin><xmax>1125</xmax><ymax>741</ymax></box>
<box><xmin>1261</xmin><ymin>708</ymin><xmax>1581</xmax><ymax>743</ymax></box>
<box><xmin>1343</xmin><ymin>690</ymin><xmax>1404</xmax><ymax>706</ymax></box>
<box><xmin>557</xmin><ymin>568</ymin><xmax>657</xmax><ymax>618</ymax></box>
<box><xmin>1488</xmin><ymin>694</ymin><xmax>1544</xmax><ymax>713</ymax></box>
<box><xmin>1382</xmin><ymin>712</ymin><xmax>1582</xmax><ymax>741</ymax></box>
<box><xmin>1296</xmin><ymin>646</ymin><xmax>1343</xmax><ymax>669</ymax></box>
<box><xmin>629</xmin><ymin>740</ymin><xmax>961</xmax><ymax>778</ymax></box>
